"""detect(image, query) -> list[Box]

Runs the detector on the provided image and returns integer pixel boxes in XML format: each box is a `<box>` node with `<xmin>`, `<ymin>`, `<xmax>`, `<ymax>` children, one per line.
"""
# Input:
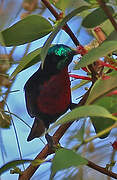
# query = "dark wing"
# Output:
<box><xmin>24</xmin><ymin>68</ymin><xmax>42</xmax><ymax>118</ymax></box>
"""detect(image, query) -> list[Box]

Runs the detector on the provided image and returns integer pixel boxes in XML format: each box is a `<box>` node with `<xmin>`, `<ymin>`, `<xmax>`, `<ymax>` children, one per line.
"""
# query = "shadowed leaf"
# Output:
<box><xmin>82</xmin><ymin>6</ymin><xmax>114</xmax><ymax>28</ymax></box>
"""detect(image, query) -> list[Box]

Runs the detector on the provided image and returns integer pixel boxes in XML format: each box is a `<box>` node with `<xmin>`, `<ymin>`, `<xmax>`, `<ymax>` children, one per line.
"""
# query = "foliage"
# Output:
<box><xmin>1</xmin><ymin>0</ymin><xmax>117</xmax><ymax>180</ymax></box>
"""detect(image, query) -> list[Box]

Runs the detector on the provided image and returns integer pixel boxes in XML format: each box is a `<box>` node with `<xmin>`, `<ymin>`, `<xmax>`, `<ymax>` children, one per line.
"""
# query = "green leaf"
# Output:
<box><xmin>50</xmin><ymin>0</ymin><xmax>89</xmax><ymax>11</ymax></box>
<box><xmin>49</xmin><ymin>105</ymin><xmax>117</xmax><ymax>130</ymax></box>
<box><xmin>74</xmin><ymin>40</ymin><xmax>117</xmax><ymax>69</ymax></box>
<box><xmin>84</xmin><ymin>0</ymin><xmax>99</xmax><ymax>4</ymax></box>
<box><xmin>0</xmin><ymin>159</ymin><xmax>31</xmax><ymax>175</ymax></box>
<box><xmin>10</xmin><ymin>47</ymin><xmax>41</xmax><ymax>78</ymax></box>
<box><xmin>82</xmin><ymin>6</ymin><xmax>114</xmax><ymax>28</ymax></box>
<box><xmin>75</xmin><ymin>120</ymin><xmax>86</xmax><ymax>142</ymax></box>
<box><xmin>95</xmin><ymin>95</ymin><xmax>117</xmax><ymax>113</ymax></box>
<box><xmin>0</xmin><ymin>15</ymin><xmax>53</xmax><ymax>46</ymax></box>
<box><xmin>85</xmin><ymin>71</ymin><xmax>117</xmax><ymax>138</ymax></box>
<box><xmin>106</xmin><ymin>30</ymin><xmax>117</xmax><ymax>41</ymax></box>
<box><xmin>40</xmin><ymin>5</ymin><xmax>90</xmax><ymax>66</ymax></box>
<box><xmin>50</xmin><ymin>0</ymin><xmax>71</xmax><ymax>11</ymax></box>
<box><xmin>51</xmin><ymin>148</ymin><xmax>88</xmax><ymax>178</ymax></box>
<box><xmin>70</xmin><ymin>0</ymin><xmax>89</xmax><ymax>8</ymax></box>
<box><xmin>86</xmin><ymin>71</ymin><xmax>117</xmax><ymax>104</ymax></box>
<box><xmin>101</xmin><ymin>19</ymin><xmax>114</xmax><ymax>36</ymax></box>
<box><xmin>91</xmin><ymin>95</ymin><xmax>117</xmax><ymax>138</ymax></box>
<box><xmin>91</xmin><ymin>116</ymin><xmax>114</xmax><ymax>138</ymax></box>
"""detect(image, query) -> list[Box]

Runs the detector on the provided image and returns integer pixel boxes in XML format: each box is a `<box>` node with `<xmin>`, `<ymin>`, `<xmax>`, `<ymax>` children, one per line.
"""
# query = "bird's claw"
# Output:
<box><xmin>45</xmin><ymin>133</ymin><xmax>54</xmax><ymax>148</ymax></box>
<box><xmin>45</xmin><ymin>133</ymin><xmax>61</xmax><ymax>151</ymax></box>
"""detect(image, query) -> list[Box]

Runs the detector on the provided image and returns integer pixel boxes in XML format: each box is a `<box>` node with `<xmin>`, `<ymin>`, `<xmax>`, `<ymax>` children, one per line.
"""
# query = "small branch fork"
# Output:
<box><xmin>41</xmin><ymin>0</ymin><xmax>80</xmax><ymax>46</ymax></box>
<box><xmin>19</xmin><ymin>1</ymin><xmax>117</xmax><ymax>180</ymax></box>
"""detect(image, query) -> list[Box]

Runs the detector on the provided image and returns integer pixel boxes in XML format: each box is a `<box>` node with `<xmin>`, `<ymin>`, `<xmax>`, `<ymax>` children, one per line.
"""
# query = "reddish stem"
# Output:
<box><xmin>69</xmin><ymin>74</ymin><xmax>92</xmax><ymax>81</ymax></box>
<box><xmin>94</xmin><ymin>27</ymin><xmax>106</xmax><ymax>43</ymax></box>
<box><xmin>99</xmin><ymin>61</ymin><xmax>117</xmax><ymax>71</ymax></box>
<box><xmin>41</xmin><ymin>0</ymin><xmax>79</xmax><ymax>46</ymax></box>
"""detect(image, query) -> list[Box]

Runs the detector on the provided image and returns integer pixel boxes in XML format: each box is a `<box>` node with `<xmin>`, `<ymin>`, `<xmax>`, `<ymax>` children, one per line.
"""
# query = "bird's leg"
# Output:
<box><xmin>45</xmin><ymin>133</ymin><xmax>54</xmax><ymax>149</ymax></box>
<box><xmin>45</xmin><ymin>133</ymin><xmax>61</xmax><ymax>151</ymax></box>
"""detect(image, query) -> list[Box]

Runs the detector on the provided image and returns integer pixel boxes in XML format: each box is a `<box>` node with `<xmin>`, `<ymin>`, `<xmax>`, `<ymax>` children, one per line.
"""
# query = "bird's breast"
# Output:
<box><xmin>37</xmin><ymin>68</ymin><xmax>71</xmax><ymax>115</ymax></box>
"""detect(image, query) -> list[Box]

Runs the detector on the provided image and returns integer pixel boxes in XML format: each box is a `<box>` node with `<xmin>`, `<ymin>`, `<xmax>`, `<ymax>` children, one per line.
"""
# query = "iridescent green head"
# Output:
<box><xmin>43</xmin><ymin>44</ymin><xmax>77</xmax><ymax>73</ymax></box>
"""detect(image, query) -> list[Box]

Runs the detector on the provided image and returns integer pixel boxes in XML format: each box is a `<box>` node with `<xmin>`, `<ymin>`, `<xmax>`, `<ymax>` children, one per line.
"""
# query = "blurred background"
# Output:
<box><xmin>0</xmin><ymin>0</ymin><xmax>117</xmax><ymax>180</ymax></box>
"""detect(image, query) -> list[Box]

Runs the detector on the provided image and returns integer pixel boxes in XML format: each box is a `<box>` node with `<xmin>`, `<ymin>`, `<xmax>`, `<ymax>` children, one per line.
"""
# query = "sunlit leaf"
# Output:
<box><xmin>49</xmin><ymin>105</ymin><xmax>117</xmax><ymax>130</ymax></box>
<box><xmin>49</xmin><ymin>0</ymin><xmax>71</xmax><ymax>11</ymax></box>
<box><xmin>86</xmin><ymin>71</ymin><xmax>117</xmax><ymax>104</ymax></box>
<box><xmin>50</xmin><ymin>0</ymin><xmax>89</xmax><ymax>11</ymax></box>
<box><xmin>101</xmin><ymin>19</ymin><xmax>114</xmax><ymax>36</ymax></box>
<box><xmin>0</xmin><ymin>15</ymin><xmax>53</xmax><ymax>46</ymax></box>
<box><xmin>74</xmin><ymin>40</ymin><xmax>117</xmax><ymax>70</ymax></box>
<box><xmin>84</xmin><ymin>0</ymin><xmax>99</xmax><ymax>4</ymax></box>
<box><xmin>51</xmin><ymin>148</ymin><xmax>88</xmax><ymax>178</ymax></box>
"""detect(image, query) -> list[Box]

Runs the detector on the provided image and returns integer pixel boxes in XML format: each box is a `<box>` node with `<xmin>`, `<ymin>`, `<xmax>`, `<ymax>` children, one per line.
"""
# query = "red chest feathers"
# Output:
<box><xmin>37</xmin><ymin>68</ymin><xmax>71</xmax><ymax>115</ymax></box>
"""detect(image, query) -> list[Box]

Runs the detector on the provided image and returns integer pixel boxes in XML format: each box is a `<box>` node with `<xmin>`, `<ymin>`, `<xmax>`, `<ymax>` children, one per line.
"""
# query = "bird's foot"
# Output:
<box><xmin>45</xmin><ymin>133</ymin><xmax>60</xmax><ymax>151</ymax></box>
<box><xmin>45</xmin><ymin>133</ymin><xmax>54</xmax><ymax>148</ymax></box>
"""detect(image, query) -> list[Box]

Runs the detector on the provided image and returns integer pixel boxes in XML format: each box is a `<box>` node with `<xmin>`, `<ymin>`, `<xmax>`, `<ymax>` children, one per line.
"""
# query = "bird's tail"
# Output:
<box><xmin>27</xmin><ymin>118</ymin><xmax>46</xmax><ymax>141</ymax></box>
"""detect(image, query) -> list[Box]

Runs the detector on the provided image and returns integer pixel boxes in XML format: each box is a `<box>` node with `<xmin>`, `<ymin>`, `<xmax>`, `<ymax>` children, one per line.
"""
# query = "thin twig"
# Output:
<box><xmin>73</xmin><ymin>122</ymin><xmax>117</xmax><ymax>151</ymax></box>
<box><xmin>23</xmin><ymin>43</ymin><xmax>31</xmax><ymax>57</ymax></box>
<box><xmin>41</xmin><ymin>0</ymin><xmax>79</xmax><ymax>46</ymax></box>
<box><xmin>9</xmin><ymin>46</ymin><xmax>16</xmax><ymax>59</ymax></box>
<box><xmin>97</xmin><ymin>0</ymin><xmax>117</xmax><ymax>32</ymax></box>
<box><xmin>87</xmin><ymin>160</ymin><xmax>117</xmax><ymax>179</ymax></box>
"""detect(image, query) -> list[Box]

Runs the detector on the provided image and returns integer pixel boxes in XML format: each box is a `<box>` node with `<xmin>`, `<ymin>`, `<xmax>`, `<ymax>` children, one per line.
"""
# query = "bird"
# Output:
<box><xmin>24</xmin><ymin>44</ymin><xmax>77</xmax><ymax>143</ymax></box>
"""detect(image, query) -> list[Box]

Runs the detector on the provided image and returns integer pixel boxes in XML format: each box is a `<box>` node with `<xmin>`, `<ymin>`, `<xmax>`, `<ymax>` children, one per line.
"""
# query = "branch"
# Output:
<box><xmin>87</xmin><ymin>160</ymin><xmax>117</xmax><ymax>179</ymax></box>
<box><xmin>97</xmin><ymin>0</ymin><xmax>117</xmax><ymax>32</ymax></box>
<box><xmin>41</xmin><ymin>0</ymin><xmax>80</xmax><ymax>46</ymax></box>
